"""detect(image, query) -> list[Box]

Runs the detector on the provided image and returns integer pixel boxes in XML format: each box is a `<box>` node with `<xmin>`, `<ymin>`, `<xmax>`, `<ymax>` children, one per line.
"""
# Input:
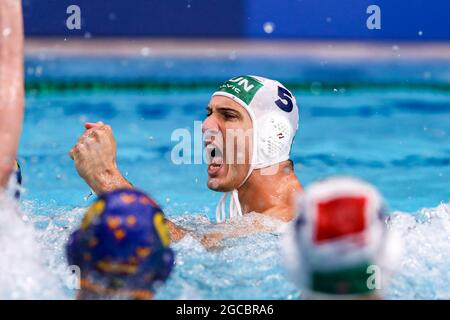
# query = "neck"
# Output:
<box><xmin>237</xmin><ymin>160</ymin><xmax>302</xmax><ymax>222</ymax></box>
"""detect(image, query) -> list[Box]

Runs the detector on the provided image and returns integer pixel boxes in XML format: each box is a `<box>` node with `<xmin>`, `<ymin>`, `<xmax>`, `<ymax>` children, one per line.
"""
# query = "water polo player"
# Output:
<box><xmin>69</xmin><ymin>75</ymin><xmax>302</xmax><ymax>241</ymax></box>
<box><xmin>281</xmin><ymin>177</ymin><xmax>402</xmax><ymax>299</ymax></box>
<box><xmin>0</xmin><ymin>1</ymin><xmax>24</xmax><ymax>190</ymax></box>
<box><xmin>204</xmin><ymin>76</ymin><xmax>302</xmax><ymax>223</ymax></box>
<box><xmin>66</xmin><ymin>189</ymin><xmax>174</xmax><ymax>300</ymax></box>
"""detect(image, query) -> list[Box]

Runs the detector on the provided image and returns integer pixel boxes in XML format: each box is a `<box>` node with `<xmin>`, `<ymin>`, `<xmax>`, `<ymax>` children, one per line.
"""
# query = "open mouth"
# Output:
<box><xmin>206</xmin><ymin>144</ymin><xmax>224</xmax><ymax>176</ymax></box>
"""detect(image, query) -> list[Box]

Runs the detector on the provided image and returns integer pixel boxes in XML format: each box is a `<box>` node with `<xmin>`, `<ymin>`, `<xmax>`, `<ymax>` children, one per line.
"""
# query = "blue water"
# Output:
<box><xmin>21</xmin><ymin>89</ymin><xmax>450</xmax><ymax>213</ymax></box>
<box><xmin>5</xmin><ymin>56</ymin><xmax>450</xmax><ymax>299</ymax></box>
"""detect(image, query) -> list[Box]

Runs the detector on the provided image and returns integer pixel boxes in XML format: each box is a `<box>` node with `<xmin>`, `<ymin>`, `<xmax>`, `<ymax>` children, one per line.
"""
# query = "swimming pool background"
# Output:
<box><xmin>11</xmin><ymin>55</ymin><xmax>450</xmax><ymax>299</ymax></box>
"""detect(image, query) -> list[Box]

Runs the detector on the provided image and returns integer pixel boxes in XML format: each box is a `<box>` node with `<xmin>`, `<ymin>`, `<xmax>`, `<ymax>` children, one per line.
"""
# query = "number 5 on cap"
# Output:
<box><xmin>275</xmin><ymin>87</ymin><xmax>293</xmax><ymax>112</ymax></box>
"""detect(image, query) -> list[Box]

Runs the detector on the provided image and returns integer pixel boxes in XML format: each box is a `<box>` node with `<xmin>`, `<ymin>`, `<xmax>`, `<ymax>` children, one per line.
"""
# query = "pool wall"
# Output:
<box><xmin>23</xmin><ymin>0</ymin><xmax>450</xmax><ymax>41</ymax></box>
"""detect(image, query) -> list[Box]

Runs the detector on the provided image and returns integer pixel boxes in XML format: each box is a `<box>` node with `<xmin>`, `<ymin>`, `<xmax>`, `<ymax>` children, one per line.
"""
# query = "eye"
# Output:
<box><xmin>206</xmin><ymin>108</ymin><xmax>212</xmax><ymax>117</ymax></box>
<box><xmin>223</xmin><ymin>112</ymin><xmax>238</xmax><ymax>120</ymax></box>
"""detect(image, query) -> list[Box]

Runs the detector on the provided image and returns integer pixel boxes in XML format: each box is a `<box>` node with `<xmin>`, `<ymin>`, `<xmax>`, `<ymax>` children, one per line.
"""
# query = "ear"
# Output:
<box><xmin>257</xmin><ymin>114</ymin><xmax>293</xmax><ymax>164</ymax></box>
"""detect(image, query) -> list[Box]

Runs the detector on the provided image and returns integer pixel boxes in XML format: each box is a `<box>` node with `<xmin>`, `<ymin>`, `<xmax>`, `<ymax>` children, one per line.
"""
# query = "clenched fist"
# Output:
<box><xmin>69</xmin><ymin>122</ymin><xmax>132</xmax><ymax>195</ymax></box>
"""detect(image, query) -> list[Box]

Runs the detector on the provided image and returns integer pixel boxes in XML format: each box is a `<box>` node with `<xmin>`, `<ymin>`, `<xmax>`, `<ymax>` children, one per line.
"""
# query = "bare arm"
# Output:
<box><xmin>0</xmin><ymin>0</ymin><xmax>24</xmax><ymax>187</ymax></box>
<box><xmin>199</xmin><ymin>217</ymin><xmax>274</xmax><ymax>250</ymax></box>
<box><xmin>69</xmin><ymin>122</ymin><xmax>282</xmax><ymax>246</ymax></box>
<box><xmin>165</xmin><ymin>219</ymin><xmax>188</xmax><ymax>241</ymax></box>
<box><xmin>69</xmin><ymin>121</ymin><xmax>187</xmax><ymax>242</ymax></box>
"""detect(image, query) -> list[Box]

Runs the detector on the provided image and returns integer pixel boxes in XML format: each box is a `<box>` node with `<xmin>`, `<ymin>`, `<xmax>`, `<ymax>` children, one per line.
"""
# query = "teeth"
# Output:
<box><xmin>210</xmin><ymin>157</ymin><xmax>223</xmax><ymax>166</ymax></box>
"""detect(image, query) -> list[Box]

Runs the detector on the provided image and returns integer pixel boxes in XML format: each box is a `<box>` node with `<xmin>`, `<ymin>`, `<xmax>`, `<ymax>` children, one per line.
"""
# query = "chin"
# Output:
<box><xmin>207</xmin><ymin>178</ymin><xmax>234</xmax><ymax>192</ymax></box>
<box><xmin>207</xmin><ymin>178</ymin><xmax>225</xmax><ymax>192</ymax></box>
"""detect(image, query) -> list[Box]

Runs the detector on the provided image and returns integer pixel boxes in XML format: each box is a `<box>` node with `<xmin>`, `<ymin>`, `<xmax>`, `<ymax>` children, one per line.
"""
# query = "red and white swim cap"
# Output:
<box><xmin>281</xmin><ymin>177</ymin><xmax>402</xmax><ymax>297</ymax></box>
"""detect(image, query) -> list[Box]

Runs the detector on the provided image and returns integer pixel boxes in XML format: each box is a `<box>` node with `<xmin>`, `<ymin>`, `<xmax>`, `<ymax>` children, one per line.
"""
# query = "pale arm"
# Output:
<box><xmin>69</xmin><ymin>122</ymin><xmax>187</xmax><ymax>242</ymax></box>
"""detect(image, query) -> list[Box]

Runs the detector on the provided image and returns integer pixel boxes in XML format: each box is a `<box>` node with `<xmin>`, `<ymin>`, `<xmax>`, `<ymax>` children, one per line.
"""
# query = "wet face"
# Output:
<box><xmin>202</xmin><ymin>96</ymin><xmax>253</xmax><ymax>192</ymax></box>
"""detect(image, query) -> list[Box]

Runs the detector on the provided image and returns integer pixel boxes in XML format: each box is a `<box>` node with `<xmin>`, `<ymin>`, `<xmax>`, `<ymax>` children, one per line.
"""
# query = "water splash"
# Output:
<box><xmin>1</xmin><ymin>199</ymin><xmax>450</xmax><ymax>299</ymax></box>
<box><xmin>386</xmin><ymin>202</ymin><xmax>450</xmax><ymax>299</ymax></box>
<box><xmin>0</xmin><ymin>196</ymin><xmax>63</xmax><ymax>299</ymax></box>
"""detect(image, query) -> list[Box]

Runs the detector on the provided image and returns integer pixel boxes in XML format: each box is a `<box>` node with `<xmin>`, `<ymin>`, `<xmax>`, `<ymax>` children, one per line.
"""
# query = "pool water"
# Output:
<box><xmin>3</xmin><ymin>55</ymin><xmax>450</xmax><ymax>299</ymax></box>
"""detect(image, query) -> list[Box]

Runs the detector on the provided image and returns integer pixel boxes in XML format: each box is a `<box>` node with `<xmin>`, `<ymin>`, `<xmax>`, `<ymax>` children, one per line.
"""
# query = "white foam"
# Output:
<box><xmin>171</xmin><ymin>207</ymin><xmax>450</xmax><ymax>299</ymax></box>
<box><xmin>386</xmin><ymin>202</ymin><xmax>450</xmax><ymax>299</ymax></box>
<box><xmin>0</xmin><ymin>196</ymin><xmax>63</xmax><ymax>299</ymax></box>
<box><xmin>1</xmin><ymin>198</ymin><xmax>450</xmax><ymax>299</ymax></box>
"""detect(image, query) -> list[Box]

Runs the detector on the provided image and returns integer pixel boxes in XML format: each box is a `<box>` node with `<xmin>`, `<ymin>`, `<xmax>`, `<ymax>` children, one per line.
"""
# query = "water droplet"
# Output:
<box><xmin>310</xmin><ymin>81</ymin><xmax>322</xmax><ymax>95</ymax></box>
<box><xmin>140</xmin><ymin>47</ymin><xmax>151</xmax><ymax>56</ymax></box>
<box><xmin>164</xmin><ymin>61</ymin><xmax>175</xmax><ymax>69</ymax></box>
<box><xmin>84</xmin><ymin>190</ymin><xmax>94</xmax><ymax>201</ymax></box>
<box><xmin>26</xmin><ymin>67</ymin><xmax>34</xmax><ymax>76</ymax></box>
<box><xmin>263</xmin><ymin>22</ymin><xmax>275</xmax><ymax>34</ymax></box>
<box><xmin>35</xmin><ymin>66</ymin><xmax>43</xmax><ymax>77</ymax></box>
<box><xmin>228</xmin><ymin>50</ymin><xmax>237</xmax><ymax>60</ymax></box>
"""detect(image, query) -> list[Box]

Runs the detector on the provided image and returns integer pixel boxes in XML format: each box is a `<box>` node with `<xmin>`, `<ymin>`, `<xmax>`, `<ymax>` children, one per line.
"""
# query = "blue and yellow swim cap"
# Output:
<box><xmin>66</xmin><ymin>189</ymin><xmax>174</xmax><ymax>299</ymax></box>
<box><xmin>6</xmin><ymin>160</ymin><xmax>22</xmax><ymax>200</ymax></box>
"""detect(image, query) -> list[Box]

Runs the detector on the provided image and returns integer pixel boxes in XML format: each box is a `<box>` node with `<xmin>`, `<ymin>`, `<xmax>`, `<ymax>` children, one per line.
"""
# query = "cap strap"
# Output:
<box><xmin>215</xmin><ymin>190</ymin><xmax>243</xmax><ymax>223</ymax></box>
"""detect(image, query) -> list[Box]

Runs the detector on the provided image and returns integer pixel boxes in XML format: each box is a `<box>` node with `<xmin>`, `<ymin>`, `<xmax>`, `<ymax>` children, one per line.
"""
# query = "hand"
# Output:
<box><xmin>164</xmin><ymin>219</ymin><xmax>223</xmax><ymax>250</ymax></box>
<box><xmin>199</xmin><ymin>232</ymin><xmax>224</xmax><ymax>250</ymax></box>
<box><xmin>165</xmin><ymin>219</ymin><xmax>188</xmax><ymax>242</ymax></box>
<box><xmin>69</xmin><ymin>122</ymin><xmax>131</xmax><ymax>194</ymax></box>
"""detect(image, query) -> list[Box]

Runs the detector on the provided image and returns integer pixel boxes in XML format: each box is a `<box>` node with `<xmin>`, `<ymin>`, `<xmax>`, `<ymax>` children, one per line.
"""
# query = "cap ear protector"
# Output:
<box><xmin>256</xmin><ymin>113</ymin><xmax>294</xmax><ymax>168</ymax></box>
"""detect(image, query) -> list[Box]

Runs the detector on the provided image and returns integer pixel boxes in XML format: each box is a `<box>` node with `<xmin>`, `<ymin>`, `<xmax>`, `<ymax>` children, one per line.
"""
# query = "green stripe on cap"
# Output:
<box><xmin>311</xmin><ymin>262</ymin><xmax>375</xmax><ymax>295</ymax></box>
<box><xmin>216</xmin><ymin>76</ymin><xmax>263</xmax><ymax>105</ymax></box>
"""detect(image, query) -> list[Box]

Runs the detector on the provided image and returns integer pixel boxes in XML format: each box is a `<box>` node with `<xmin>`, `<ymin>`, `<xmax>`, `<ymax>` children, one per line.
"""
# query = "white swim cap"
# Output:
<box><xmin>281</xmin><ymin>177</ymin><xmax>402</xmax><ymax>298</ymax></box>
<box><xmin>212</xmin><ymin>76</ymin><xmax>299</xmax><ymax>222</ymax></box>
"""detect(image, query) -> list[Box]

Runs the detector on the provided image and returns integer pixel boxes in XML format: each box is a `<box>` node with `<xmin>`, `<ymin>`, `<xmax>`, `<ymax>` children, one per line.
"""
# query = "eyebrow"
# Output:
<box><xmin>207</xmin><ymin>104</ymin><xmax>243</xmax><ymax>119</ymax></box>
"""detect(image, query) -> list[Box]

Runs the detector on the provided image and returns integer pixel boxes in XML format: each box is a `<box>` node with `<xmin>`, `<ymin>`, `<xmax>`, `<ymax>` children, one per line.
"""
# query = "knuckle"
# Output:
<box><xmin>76</xmin><ymin>143</ymin><xmax>86</xmax><ymax>151</ymax></box>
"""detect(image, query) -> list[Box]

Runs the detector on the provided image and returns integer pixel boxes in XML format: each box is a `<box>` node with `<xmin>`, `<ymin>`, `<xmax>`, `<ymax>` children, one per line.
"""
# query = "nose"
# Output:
<box><xmin>202</xmin><ymin>115</ymin><xmax>219</xmax><ymax>134</ymax></box>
